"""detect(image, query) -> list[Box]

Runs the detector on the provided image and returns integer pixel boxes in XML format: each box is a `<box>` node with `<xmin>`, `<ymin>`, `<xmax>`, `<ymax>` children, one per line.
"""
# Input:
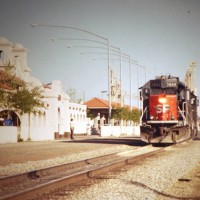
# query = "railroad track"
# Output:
<box><xmin>0</xmin><ymin>145</ymin><xmax>166</xmax><ymax>200</ymax></box>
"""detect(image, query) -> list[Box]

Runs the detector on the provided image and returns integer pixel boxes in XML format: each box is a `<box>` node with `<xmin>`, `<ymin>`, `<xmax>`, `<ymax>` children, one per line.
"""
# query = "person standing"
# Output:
<box><xmin>70</xmin><ymin>119</ymin><xmax>75</xmax><ymax>139</ymax></box>
<box><xmin>3</xmin><ymin>117</ymin><xmax>13</xmax><ymax>126</ymax></box>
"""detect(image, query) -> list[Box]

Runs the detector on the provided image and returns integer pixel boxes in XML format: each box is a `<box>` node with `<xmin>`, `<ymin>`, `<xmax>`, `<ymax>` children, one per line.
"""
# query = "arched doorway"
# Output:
<box><xmin>0</xmin><ymin>110</ymin><xmax>21</xmax><ymax>126</ymax></box>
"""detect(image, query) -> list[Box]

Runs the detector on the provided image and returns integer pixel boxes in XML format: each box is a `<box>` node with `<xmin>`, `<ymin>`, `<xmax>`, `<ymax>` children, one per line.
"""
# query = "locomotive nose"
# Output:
<box><xmin>150</xmin><ymin>95</ymin><xmax>177</xmax><ymax>121</ymax></box>
<box><xmin>158</xmin><ymin>96</ymin><xmax>167</xmax><ymax>104</ymax></box>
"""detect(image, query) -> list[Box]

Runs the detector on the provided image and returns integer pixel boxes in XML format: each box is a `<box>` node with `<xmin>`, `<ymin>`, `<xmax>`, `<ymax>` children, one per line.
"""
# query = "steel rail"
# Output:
<box><xmin>0</xmin><ymin>145</ymin><xmax>165</xmax><ymax>200</ymax></box>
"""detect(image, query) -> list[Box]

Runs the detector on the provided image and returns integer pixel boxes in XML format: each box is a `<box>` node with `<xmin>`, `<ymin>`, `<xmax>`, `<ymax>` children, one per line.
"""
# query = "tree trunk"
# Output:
<box><xmin>27</xmin><ymin>113</ymin><xmax>31</xmax><ymax>141</ymax></box>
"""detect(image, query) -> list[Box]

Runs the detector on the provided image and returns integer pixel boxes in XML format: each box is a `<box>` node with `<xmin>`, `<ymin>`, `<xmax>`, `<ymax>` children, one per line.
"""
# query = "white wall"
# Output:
<box><xmin>69</xmin><ymin>102</ymin><xmax>87</xmax><ymax>134</ymax></box>
<box><xmin>20</xmin><ymin>126</ymin><xmax>54</xmax><ymax>141</ymax></box>
<box><xmin>0</xmin><ymin>127</ymin><xmax>18</xmax><ymax>143</ymax></box>
<box><xmin>0</xmin><ymin>37</ymin><xmax>88</xmax><ymax>143</ymax></box>
<box><xmin>100</xmin><ymin>125</ymin><xmax>140</xmax><ymax>137</ymax></box>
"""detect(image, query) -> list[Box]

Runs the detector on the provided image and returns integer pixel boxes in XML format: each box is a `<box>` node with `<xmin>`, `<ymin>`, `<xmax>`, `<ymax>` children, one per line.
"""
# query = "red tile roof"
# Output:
<box><xmin>84</xmin><ymin>97</ymin><xmax>122</xmax><ymax>109</ymax></box>
<box><xmin>84</xmin><ymin>98</ymin><xmax>108</xmax><ymax>108</ymax></box>
<box><xmin>84</xmin><ymin>97</ymin><xmax>138</xmax><ymax>110</ymax></box>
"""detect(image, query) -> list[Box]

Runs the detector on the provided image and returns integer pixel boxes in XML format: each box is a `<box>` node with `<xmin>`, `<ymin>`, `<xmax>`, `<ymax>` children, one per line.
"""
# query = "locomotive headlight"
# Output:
<box><xmin>150</xmin><ymin>115</ymin><xmax>154</xmax><ymax>120</ymax></box>
<box><xmin>158</xmin><ymin>97</ymin><xmax>167</xmax><ymax>104</ymax></box>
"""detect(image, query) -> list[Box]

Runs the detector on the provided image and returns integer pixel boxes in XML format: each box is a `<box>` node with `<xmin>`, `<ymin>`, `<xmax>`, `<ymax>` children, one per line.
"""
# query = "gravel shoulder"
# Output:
<box><xmin>43</xmin><ymin>139</ymin><xmax>200</xmax><ymax>200</ymax></box>
<box><xmin>0</xmin><ymin>136</ymin><xmax>138</xmax><ymax>176</ymax></box>
<box><xmin>0</xmin><ymin>136</ymin><xmax>200</xmax><ymax>199</ymax></box>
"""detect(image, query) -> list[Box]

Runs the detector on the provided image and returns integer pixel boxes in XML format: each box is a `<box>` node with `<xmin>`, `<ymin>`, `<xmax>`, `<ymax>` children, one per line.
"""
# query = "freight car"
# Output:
<box><xmin>140</xmin><ymin>75</ymin><xmax>198</xmax><ymax>143</ymax></box>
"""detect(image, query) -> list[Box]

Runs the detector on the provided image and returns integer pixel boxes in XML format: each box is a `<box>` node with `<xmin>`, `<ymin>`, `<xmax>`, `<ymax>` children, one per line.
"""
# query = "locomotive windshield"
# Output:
<box><xmin>149</xmin><ymin>76</ymin><xmax>178</xmax><ymax>95</ymax></box>
<box><xmin>150</xmin><ymin>78</ymin><xmax>178</xmax><ymax>89</ymax></box>
<box><xmin>150</xmin><ymin>88</ymin><xmax>177</xmax><ymax>95</ymax></box>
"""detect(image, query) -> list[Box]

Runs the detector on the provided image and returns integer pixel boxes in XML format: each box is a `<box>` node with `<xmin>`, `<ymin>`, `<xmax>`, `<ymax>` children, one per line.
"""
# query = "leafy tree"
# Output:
<box><xmin>0</xmin><ymin>63</ymin><xmax>25</xmax><ymax>122</ymax></box>
<box><xmin>87</xmin><ymin>108</ymin><xmax>94</xmax><ymax>120</ymax></box>
<box><xmin>11</xmin><ymin>86</ymin><xmax>45</xmax><ymax>114</ymax></box>
<box><xmin>10</xmin><ymin>85</ymin><xmax>45</xmax><ymax>140</ymax></box>
<box><xmin>0</xmin><ymin>64</ymin><xmax>46</xmax><ymax>140</ymax></box>
<box><xmin>112</xmin><ymin>107</ymin><xmax>140</xmax><ymax>124</ymax></box>
<box><xmin>130</xmin><ymin>108</ymin><xmax>140</xmax><ymax>124</ymax></box>
<box><xmin>112</xmin><ymin>107</ymin><xmax>129</xmax><ymax>121</ymax></box>
<box><xmin>0</xmin><ymin>90</ymin><xmax>6</xmax><ymax>108</ymax></box>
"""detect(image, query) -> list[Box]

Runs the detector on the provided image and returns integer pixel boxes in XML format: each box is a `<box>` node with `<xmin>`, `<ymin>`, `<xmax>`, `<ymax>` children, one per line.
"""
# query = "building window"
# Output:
<box><xmin>77</xmin><ymin>114</ymin><xmax>79</xmax><ymax>121</ymax></box>
<box><xmin>0</xmin><ymin>50</ymin><xmax>3</xmax><ymax>59</ymax></box>
<box><xmin>0</xmin><ymin>50</ymin><xmax>4</xmax><ymax>63</ymax></box>
<box><xmin>43</xmin><ymin>112</ymin><xmax>46</xmax><ymax>126</ymax></box>
<box><xmin>58</xmin><ymin>95</ymin><xmax>61</xmax><ymax>101</ymax></box>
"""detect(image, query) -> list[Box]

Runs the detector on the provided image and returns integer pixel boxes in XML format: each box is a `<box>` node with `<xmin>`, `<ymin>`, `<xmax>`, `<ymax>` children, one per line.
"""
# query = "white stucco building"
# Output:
<box><xmin>0</xmin><ymin>37</ymin><xmax>88</xmax><ymax>143</ymax></box>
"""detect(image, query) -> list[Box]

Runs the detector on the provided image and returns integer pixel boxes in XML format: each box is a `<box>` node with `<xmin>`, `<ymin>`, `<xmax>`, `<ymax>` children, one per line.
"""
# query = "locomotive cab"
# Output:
<box><xmin>140</xmin><ymin>75</ymin><xmax>198</xmax><ymax>143</ymax></box>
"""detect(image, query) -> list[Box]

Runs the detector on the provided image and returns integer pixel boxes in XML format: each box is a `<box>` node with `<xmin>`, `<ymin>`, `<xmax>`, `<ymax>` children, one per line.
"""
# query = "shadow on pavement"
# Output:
<box><xmin>60</xmin><ymin>137</ymin><xmax>147</xmax><ymax>147</ymax></box>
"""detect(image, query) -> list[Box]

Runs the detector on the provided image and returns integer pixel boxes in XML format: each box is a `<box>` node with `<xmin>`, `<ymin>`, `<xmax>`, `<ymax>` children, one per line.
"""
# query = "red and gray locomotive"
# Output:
<box><xmin>140</xmin><ymin>75</ymin><xmax>198</xmax><ymax>143</ymax></box>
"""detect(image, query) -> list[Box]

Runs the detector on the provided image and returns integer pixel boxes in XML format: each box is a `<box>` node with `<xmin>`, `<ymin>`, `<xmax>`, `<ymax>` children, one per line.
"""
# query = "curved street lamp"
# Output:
<box><xmin>51</xmin><ymin>37</ymin><xmax>140</xmax><ymax>110</ymax></box>
<box><xmin>52</xmin><ymin>36</ymin><xmax>129</xmax><ymax>109</ymax></box>
<box><xmin>81</xmin><ymin>48</ymin><xmax>139</xmax><ymax>110</ymax></box>
<box><xmin>31</xmin><ymin>23</ymin><xmax>112</xmax><ymax>123</ymax></box>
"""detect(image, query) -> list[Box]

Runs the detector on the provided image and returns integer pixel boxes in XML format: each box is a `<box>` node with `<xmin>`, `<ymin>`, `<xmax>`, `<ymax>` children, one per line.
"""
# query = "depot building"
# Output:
<box><xmin>0</xmin><ymin>37</ymin><xmax>88</xmax><ymax>143</ymax></box>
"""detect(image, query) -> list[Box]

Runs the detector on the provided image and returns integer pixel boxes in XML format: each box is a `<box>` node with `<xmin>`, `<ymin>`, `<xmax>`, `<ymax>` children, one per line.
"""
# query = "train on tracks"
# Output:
<box><xmin>140</xmin><ymin>74</ymin><xmax>199</xmax><ymax>143</ymax></box>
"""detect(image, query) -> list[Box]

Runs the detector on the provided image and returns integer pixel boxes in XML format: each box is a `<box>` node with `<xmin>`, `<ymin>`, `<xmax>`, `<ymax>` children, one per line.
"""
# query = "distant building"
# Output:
<box><xmin>0</xmin><ymin>37</ymin><xmax>88</xmax><ymax>143</ymax></box>
<box><xmin>84</xmin><ymin>97</ymin><xmax>122</xmax><ymax>124</ymax></box>
<box><xmin>84</xmin><ymin>97</ymin><xmax>136</xmax><ymax>130</ymax></box>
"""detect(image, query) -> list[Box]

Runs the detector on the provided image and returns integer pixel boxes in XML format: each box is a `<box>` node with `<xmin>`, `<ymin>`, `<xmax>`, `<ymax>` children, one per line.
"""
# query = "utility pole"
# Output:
<box><xmin>185</xmin><ymin>61</ymin><xmax>197</xmax><ymax>94</ymax></box>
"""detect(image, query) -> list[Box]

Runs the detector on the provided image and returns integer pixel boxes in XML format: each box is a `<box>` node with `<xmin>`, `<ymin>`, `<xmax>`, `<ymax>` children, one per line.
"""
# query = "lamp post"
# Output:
<box><xmin>101</xmin><ymin>90</ymin><xmax>107</xmax><ymax>99</ymax></box>
<box><xmin>94</xmin><ymin>55</ymin><xmax>146</xmax><ymax>109</ymax></box>
<box><xmin>82</xmin><ymin>50</ymin><xmax>127</xmax><ymax>108</ymax></box>
<box><xmin>118</xmin><ymin>48</ymin><xmax>123</xmax><ymax>108</ymax></box>
<box><xmin>138</xmin><ymin>64</ymin><xmax>146</xmax><ymax>83</ymax></box>
<box><xmin>51</xmin><ymin>35</ymin><xmax>142</xmax><ymax>110</ymax></box>
<box><xmin>129</xmin><ymin>56</ymin><xmax>132</xmax><ymax>111</ymax></box>
<box><xmin>31</xmin><ymin>23</ymin><xmax>112</xmax><ymax>124</ymax></box>
<box><xmin>92</xmin><ymin>51</ymin><xmax>138</xmax><ymax>110</ymax></box>
<box><xmin>53</xmin><ymin>37</ymin><xmax>124</xmax><ymax>108</ymax></box>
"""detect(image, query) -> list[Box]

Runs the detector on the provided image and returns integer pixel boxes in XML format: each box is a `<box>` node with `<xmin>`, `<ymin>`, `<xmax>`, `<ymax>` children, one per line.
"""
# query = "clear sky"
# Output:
<box><xmin>0</xmin><ymin>0</ymin><xmax>199</xmax><ymax>105</ymax></box>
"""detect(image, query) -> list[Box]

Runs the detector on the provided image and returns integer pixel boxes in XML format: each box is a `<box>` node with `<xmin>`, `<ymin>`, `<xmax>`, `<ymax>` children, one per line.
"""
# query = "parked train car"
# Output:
<box><xmin>140</xmin><ymin>75</ymin><xmax>199</xmax><ymax>143</ymax></box>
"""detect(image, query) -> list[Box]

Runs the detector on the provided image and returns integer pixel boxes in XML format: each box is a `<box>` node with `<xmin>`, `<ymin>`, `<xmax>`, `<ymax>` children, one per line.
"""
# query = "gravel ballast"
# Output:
<box><xmin>43</xmin><ymin>139</ymin><xmax>200</xmax><ymax>200</ymax></box>
<box><xmin>0</xmin><ymin>136</ymin><xmax>136</xmax><ymax>176</ymax></box>
<box><xmin>0</xmin><ymin>136</ymin><xmax>200</xmax><ymax>199</ymax></box>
